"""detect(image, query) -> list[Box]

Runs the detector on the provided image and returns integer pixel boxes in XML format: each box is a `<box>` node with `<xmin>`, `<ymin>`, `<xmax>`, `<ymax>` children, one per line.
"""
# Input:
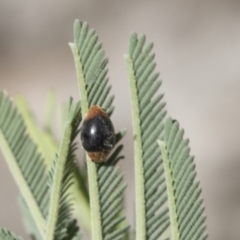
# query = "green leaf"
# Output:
<box><xmin>43</xmin><ymin>90</ymin><xmax>57</xmax><ymax>134</ymax></box>
<box><xmin>15</xmin><ymin>95</ymin><xmax>56</xmax><ymax>169</ymax></box>
<box><xmin>0</xmin><ymin>91</ymin><xmax>49</xmax><ymax>238</ymax></box>
<box><xmin>45</xmin><ymin>97</ymin><xmax>81</xmax><ymax>240</ymax></box>
<box><xmin>0</xmin><ymin>228</ymin><xmax>22</xmax><ymax>240</ymax></box>
<box><xmin>18</xmin><ymin>198</ymin><xmax>41</xmax><ymax>240</ymax></box>
<box><xmin>158</xmin><ymin>118</ymin><xmax>208</xmax><ymax>240</ymax></box>
<box><xmin>70</xmin><ymin>20</ymin><xmax>129</xmax><ymax>240</ymax></box>
<box><xmin>125</xmin><ymin>33</ymin><xmax>169</xmax><ymax>240</ymax></box>
<box><xmin>16</xmin><ymin>95</ymin><xmax>91</xmax><ymax>234</ymax></box>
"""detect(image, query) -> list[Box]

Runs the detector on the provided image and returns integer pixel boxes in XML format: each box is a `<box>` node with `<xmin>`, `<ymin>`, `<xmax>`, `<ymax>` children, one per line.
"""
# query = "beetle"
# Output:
<box><xmin>80</xmin><ymin>105</ymin><xmax>115</xmax><ymax>163</ymax></box>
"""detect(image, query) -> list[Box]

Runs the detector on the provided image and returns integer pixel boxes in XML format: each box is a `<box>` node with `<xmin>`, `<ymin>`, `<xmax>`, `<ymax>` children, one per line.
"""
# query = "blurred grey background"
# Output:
<box><xmin>0</xmin><ymin>1</ymin><xmax>240</xmax><ymax>239</ymax></box>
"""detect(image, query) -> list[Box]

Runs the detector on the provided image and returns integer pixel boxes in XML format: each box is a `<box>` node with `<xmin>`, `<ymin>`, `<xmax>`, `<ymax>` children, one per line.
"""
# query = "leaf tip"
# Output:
<box><xmin>157</xmin><ymin>139</ymin><xmax>164</xmax><ymax>147</ymax></box>
<box><xmin>68</xmin><ymin>42</ymin><xmax>75</xmax><ymax>48</ymax></box>
<box><xmin>120</xmin><ymin>128</ymin><xmax>127</xmax><ymax>137</ymax></box>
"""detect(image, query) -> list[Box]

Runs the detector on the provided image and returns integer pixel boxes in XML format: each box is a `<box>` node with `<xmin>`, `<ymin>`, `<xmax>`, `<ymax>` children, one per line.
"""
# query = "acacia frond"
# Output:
<box><xmin>16</xmin><ymin>94</ymin><xmax>91</xmax><ymax>234</ymax></box>
<box><xmin>159</xmin><ymin>118</ymin><xmax>208</xmax><ymax>240</ymax></box>
<box><xmin>19</xmin><ymin>198</ymin><xmax>41</xmax><ymax>240</ymax></box>
<box><xmin>43</xmin><ymin>90</ymin><xmax>57</xmax><ymax>134</ymax></box>
<box><xmin>96</xmin><ymin>130</ymin><xmax>128</xmax><ymax>240</ymax></box>
<box><xmin>46</xmin><ymin>98</ymin><xmax>81</xmax><ymax>240</ymax></box>
<box><xmin>125</xmin><ymin>33</ymin><xmax>169</xmax><ymax>239</ymax></box>
<box><xmin>15</xmin><ymin>95</ymin><xmax>56</xmax><ymax>169</ymax></box>
<box><xmin>70</xmin><ymin>20</ymin><xmax>129</xmax><ymax>240</ymax></box>
<box><xmin>0</xmin><ymin>91</ymin><xmax>82</xmax><ymax>240</ymax></box>
<box><xmin>0</xmin><ymin>228</ymin><xmax>22</xmax><ymax>240</ymax></box>
<box><xmin>71</xmin><ymin>21</ymin><xmax>114</xmax><ymax>114</ymax></box>
<box><xmin>0</xmin><ymin>91</ymin><xmax>49</xmax><ymax>238</ymax></box>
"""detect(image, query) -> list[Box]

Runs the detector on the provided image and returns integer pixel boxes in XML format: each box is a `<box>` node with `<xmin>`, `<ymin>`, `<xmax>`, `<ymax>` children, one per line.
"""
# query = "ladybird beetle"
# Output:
<box><xmin>80</xmin><ymin>105</ymin><xmax>115</xmax><ymax>163</ymax></box>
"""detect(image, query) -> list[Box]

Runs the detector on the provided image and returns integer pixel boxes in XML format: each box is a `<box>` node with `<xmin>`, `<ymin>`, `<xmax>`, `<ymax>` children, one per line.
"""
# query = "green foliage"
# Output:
<box><xmin>16</xmin><ymin>94</ymin><xmax>91</xmax><ymax>234</ymax></box>
<box><xmin>0</xmin><ymin>228</ymin><xmax>22</xmax><ymax>240</ymax></box>
<box><xmin>0</xmin><ymin>19</ymin><xmax>208</xmax><ymax>240</ymax></box>
<box><xmin>16</xmin><ymin>95</ymin><xmax>56</xmax><ymax>169</ymax></box>
<box><xmin>159</xmin><ymin>118</ymin><xmax>208</xmax><ymax>240</ymax></box>
<box><xmin>0</xmin><ymin>91</ymin><xmax>81</xmax><ymax>240</ymax></box>
<box><xmin>125</xmin><ymin>33</ymin><xmax>169</xmax><ymax>239</ymax></box>
<box><xmin>43</xmin><ymin>90</ymin><xmax>57</xmax><ymax>134</ymax></box>
<box><xmin>0</xmin><ymin>91</ymin><xmax>49</xmax><ymax>238</ymax></box>
<box><xmin>71</xmin><ymin>20</ymin><xmax>114</xmax><ymax>114</ymax></box>
<box><xmin>19</xmin><ymin>198</ymin><xmax>42</xmax><ymax>240</ymax></box>
<box><xmin>45</xmin><ymin>98</ymin><xmax>81</xmax><ymax>240</ymax></box>
<box><xmin>70</xmin><ymin>20</ymin><xmax>129</xmax><ymax>240</ymax></box>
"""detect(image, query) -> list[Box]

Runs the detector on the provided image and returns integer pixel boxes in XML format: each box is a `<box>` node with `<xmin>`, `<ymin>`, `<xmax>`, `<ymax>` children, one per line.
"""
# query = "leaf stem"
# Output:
<box><xmin>70</xmin><ymin>42</ymin><xmax>102</xmax><ymax>240</ymax></box>
<box><xmin>125</xmin><ymin>54</ymin><xmax>146</xmax><ymax>240</ymax></box>
<box><xmin>158</xmin><ymin>140</ymin><xmax>180</xmax><ymax>240</ymax></box>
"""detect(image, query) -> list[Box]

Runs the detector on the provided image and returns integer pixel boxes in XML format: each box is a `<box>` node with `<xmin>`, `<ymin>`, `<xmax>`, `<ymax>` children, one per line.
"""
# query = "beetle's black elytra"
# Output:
<box><xmin>80</xmin><ymin>105</ymin><xmax>115</xmax><ymax>163</ymax></box>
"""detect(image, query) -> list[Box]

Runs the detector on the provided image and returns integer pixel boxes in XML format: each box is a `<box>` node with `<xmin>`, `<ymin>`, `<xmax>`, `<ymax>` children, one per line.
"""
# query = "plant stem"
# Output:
<box><xmin>125</xmin><ymin>54</ymin><xmax>146</xmax><ymax>240</ymax></box>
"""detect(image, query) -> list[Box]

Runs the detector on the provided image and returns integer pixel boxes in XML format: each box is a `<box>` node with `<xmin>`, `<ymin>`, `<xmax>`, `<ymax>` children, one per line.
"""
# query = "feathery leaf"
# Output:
<box><xmin>0</xmin><ymin>92</ymin><xmax>82</xmax><ymax>240</ymax></box>
<box><xmin>125</xmin><ymin>33</ymin><xmax>169</xmax><ymax>240</ymax></box>
<box><xmin>16</xmin><ymin>94</ymin><xmax>91</xmax><ymax>235</ymax></box>
<box><xmin>0</xmin><ymin>228</ymin><xmax>22</xmax><ymax>240</ymax></box>
<box><xmin>15</xmin><ymin>95</ymin><xmax>55</xmax><ymax>169</ymax></box>
<box><xmin>18</xmin><ymin>198</ymin><xmax>41</xmax><ymax>240</ymax></box>
<box><xmin>158</xmin><ymin>118</ymin><xmax>208</xmax><ymax>240</ymax></box>
<box><xmin>0</xmin><ymin>91</ymin><xmax>49</xmax><ymax>238</ymax></box>
<box><xmin>43</xmin><ymin>90</ymin><xmax>57</xmax><ymax>134</ymax></box>
<box><xmin>70</xmin><ymin>19</ymin><xmax>129</xmax><ymax>240</ymax></box>
<box><xmin>45</xmin><ymin>97</ymin><xmax>81</xmax><ymax>240</ymax></box>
